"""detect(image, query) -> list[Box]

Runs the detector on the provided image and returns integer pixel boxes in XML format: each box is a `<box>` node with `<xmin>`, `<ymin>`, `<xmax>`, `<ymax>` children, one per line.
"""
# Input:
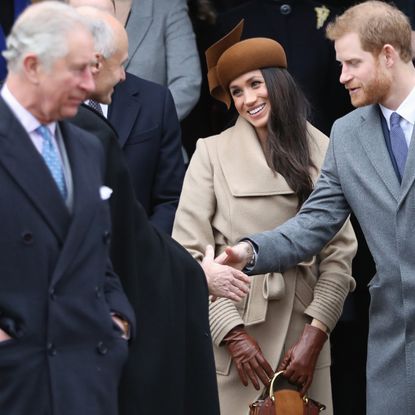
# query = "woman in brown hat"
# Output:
<box><xmin>172</xmin><ymin>21</ymin><xmax>356</xmax><ymax>415</ymax></box>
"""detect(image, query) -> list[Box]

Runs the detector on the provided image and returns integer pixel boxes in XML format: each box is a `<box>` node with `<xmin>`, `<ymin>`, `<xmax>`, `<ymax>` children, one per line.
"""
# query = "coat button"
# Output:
<box><xmin>97</xmin><ymin>341</ymin><xmax>108</xmax><ymax>355</ymax></box>
<box><xmin>47</xmin><ymin>342</ymin><xmax>57</xmax><ymax>356</ymax></box>
<box><xmin>21</xmin><ymin>231</ymin><xmax>34</xmax><ymax>245</ymax></box>
<box><xmin>280</xmin><ymin>3</ymin><xmax>292</xmax><ymax>15</ymax></box>
<box><xmin>102</xmin><ymin>231</ymin><xmax>111</xmax><ymax>245</ymax></box>
<box><xmin>95</xmin><ymin>286</ymin><xmax>102</xmax><ymax>299</ymax></box>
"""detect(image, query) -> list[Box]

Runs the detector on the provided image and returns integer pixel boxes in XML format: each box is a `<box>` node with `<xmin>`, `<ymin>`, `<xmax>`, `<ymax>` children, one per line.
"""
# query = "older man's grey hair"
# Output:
<box><xmin>3</xmin><ymin>2</ymin><xmax>90</xmax><ymax>73</ymax></box>
<box><xmin>61</xmin><ymin>0</ymin><xmax>116</xmax><ymax>14</ymax></box>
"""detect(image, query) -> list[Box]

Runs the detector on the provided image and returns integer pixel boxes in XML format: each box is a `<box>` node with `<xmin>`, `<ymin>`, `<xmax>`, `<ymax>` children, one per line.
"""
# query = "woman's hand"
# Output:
<box><xmin>201</xmin><ymin>245</ymin><xmax>250</xmax><ymax>302</ymax></box>
<box><xmin>223</xmin><ymin>326</ymin><xmax>274</xmax><ymax>390</ymax></box>
<box><xmin>278</xmin><ymin>323</ymin><xmax>328</xmax><ymax>396</ymax></box>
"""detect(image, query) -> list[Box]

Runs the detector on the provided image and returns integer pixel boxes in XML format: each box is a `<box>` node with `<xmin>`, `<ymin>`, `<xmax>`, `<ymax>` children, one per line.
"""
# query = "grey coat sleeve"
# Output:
<box><xmin>164</xmin><ymin>0</ymin><xmax>201</xmax><ymax>120</ymax></box>
<box><xmin>247</xmin><ymin>134</ymin><xmax>352</xmax><ymax>275</ymax></box>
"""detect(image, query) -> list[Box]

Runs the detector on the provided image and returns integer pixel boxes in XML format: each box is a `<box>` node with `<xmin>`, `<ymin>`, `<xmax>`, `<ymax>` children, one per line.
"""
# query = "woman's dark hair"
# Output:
<box><xmin>261</xmin><ymin>67</ymin><xmax>317</xmax><ymax>209</ymax></box>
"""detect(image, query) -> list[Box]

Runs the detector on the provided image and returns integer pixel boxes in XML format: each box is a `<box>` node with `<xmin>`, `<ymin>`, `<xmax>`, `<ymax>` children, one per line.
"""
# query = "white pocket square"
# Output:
<box><xmin>99</xmin><ymin>186</ymin><xmax>113</xmax><ymax>200</ymax></box>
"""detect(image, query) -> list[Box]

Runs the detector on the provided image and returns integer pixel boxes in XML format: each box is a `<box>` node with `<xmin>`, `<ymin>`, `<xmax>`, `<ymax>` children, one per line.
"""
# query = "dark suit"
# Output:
<box><xmin>70</xmin><ymin>105</ymin><xmax>220</xmax><ymax>415</ymax></box>
<box><xmin>108</xmin><ymin>73</ymin><xmax>185</xmax><ymax>234</ymax></box>
<box><xmin>0</xmin><ymin>97</ymin><xmax>134</xmax><ymax>415</ymax></box>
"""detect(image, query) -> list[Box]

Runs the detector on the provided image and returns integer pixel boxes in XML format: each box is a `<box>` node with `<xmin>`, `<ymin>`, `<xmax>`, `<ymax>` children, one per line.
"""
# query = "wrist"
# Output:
<box><xmin>239</xmin><ymin>240</ymin><xmax>256</xmax><ymax>267</ymax></box>
<box><xmin>310</xmin><ymin>319</ymin><xmax>329</xmax><ymax>335</ymax></box>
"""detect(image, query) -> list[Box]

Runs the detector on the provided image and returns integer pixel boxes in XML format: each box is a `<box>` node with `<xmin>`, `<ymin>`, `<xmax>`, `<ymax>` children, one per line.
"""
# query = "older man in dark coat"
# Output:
<box><xmin>0</xmin><ymin>3</ymin><xmax>134</xmax><ymax>415</ymax></box>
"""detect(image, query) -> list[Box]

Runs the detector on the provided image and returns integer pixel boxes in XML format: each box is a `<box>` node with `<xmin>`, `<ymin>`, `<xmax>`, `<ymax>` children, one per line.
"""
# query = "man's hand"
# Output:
<box><xmin>111</xmin><ymin>314</ymin><xmax>130</xmax><ymax>340</ymax></box>
<box><xmin>224</xmin><ymin>326</ymin><xmax>274</xmax><ymax>390</ymax></box>
<box><xmin>0</xmin><ymin>328</ymin><xmax>11</xmax><ymax>343</ymax></box>
<box><xmin>215</xmin><ymin>241</ymin><xmax>254</xmax><ymax>270</ymax></box>
<box><xmin>202</xmin><ymin>245</ymin><xmax>250</xmax><ymax>302</ymax></box>
<box><xmin>278</xmin><ymin>323</ymin><xmax>328</xmax><ymax>396</ymax></box>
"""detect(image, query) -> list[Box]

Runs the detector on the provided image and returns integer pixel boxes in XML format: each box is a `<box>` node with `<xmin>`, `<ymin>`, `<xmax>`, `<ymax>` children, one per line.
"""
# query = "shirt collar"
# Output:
<box><xmin>1</xmin><ymin>84</ymin><xmax>56</xmax><ymax>135</ymax></box>
<box><xmin>379</xmin><ymin>86</ymin><xmax>415</xmax><ymax>129</ymax></box>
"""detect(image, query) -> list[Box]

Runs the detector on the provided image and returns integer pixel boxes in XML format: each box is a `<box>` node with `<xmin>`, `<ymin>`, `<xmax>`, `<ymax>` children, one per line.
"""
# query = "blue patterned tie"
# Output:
<box><xmin>36</xmin><ymin>125</ymin><xmax>67</xmax><ymax>199</ymax></box>
<box><xmin>390</xmin><ymin>112</ymin><xmax>408</xmax><ymax>180</ymax></box>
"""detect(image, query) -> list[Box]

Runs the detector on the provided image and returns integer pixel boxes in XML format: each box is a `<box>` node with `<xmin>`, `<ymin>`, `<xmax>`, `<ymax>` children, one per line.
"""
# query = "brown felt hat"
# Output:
<box><xmin>205</xmin><ymin>20</ymin><xmax>287</xmax><ymax>108</ymax></box>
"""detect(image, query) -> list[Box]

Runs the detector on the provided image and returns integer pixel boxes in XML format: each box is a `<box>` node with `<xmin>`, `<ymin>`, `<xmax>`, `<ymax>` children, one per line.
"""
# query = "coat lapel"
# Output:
<box><xmin>50</xmin><ymin>122</ymin><xmax>100</xmax><ymax>284</ymax></box>
<box><xmin>357</xmin><ymin>105</ymin><xmax>401</xmax><ymax>202</ymax></box>
<box><xmin>125</xmin><ymin>0</ymin><xmax>153</xmax><ymax>69</ymax></box>
<box><xmin>0</xmin><ymin>98</ymin><xmax>70</xmax><ymax>243</ymax></box>
<box><xmin>217</xmin><ymin>117</ymin><xmax>294</xmax><ymax>196</ymax></box>
<box><xmin>108</xmin><ymin>74</ymin><xmax>142</xmax><ymax>147</ymax></box>
<box><xmin>398</xmin><ymin>124</ymin><xmax>415</xmax><ymax>206</ymax></box>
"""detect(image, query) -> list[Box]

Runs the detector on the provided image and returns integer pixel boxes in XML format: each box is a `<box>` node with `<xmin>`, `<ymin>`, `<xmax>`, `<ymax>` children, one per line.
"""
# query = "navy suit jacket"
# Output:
<box><xmin>0</xmin><ymin>97</ymin><xmax>134</xmax><ymax>415</ymax></box>
<box><xmin>108</xmin><ymin>73</ymin><xmax>185</xmax><ymax>234</ymax></box>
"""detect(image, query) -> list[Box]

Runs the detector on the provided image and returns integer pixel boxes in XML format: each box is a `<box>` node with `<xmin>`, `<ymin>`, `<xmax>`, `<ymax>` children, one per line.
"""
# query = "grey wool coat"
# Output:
<box><xmin>125</xmin><ymin>0</ymin><xmax>201</xmax><ymax>120</ymax></box>
<box><xmin>173</xmin><ymin>117</ymin><xmax>356</xmax><ymax>415</ymax></box>
<box><xmin>247</xmin><ymin>104</ymin><xmax>415</xmax><ymax>415</ymax></box>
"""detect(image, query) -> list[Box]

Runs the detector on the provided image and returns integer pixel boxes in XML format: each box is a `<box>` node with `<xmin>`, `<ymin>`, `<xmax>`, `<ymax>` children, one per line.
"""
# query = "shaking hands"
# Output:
<box><xmin>201</xmin><ymin>245</ymin><xmax>251</xmax><ymax>302</ymax></box>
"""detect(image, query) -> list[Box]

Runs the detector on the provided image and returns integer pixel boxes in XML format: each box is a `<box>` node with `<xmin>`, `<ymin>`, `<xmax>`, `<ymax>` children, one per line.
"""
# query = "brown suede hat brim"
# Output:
<box><xmin>205</xmin><ymin>20</ymin><xmax>287</xmax><ymax>108</ymax></box>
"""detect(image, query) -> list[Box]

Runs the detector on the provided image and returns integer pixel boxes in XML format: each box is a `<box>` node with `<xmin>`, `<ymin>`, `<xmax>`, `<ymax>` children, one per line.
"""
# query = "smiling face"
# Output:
<box><xmin>229</xmin><ymin>69</ymin><xmax>270</xmax><ymax>140</ymax></box>
<box><xmin>335</xmin><ymin>32</ymin><xmax>392</xmax><ymax>107</ymax></box>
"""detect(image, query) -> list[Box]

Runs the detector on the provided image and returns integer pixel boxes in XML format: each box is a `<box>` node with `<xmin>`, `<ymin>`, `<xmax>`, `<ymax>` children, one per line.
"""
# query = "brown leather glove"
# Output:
<box><xmin>278</xmin><ymin>324</ymin><xmax>327</xmax><ymax>396</ymax></box>
<box><xmin>223</xmin><ymin>326</ymin><xmax>274</xmax><ymax>390</ymax></box>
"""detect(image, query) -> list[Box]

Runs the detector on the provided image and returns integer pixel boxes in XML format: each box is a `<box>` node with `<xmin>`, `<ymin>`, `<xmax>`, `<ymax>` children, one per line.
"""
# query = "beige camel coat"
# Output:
<box><xmin>172</xmin><ymin>117</ymin><xmax>357</xmax><ymax>415</ymax></box>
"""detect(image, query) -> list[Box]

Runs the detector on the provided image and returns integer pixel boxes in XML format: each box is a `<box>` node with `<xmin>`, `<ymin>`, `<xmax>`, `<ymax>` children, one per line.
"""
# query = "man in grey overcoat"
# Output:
<box><xmin>216</xmin><ymin>2</ymin><xmax>415</xmax><ymax>414</ymax></box>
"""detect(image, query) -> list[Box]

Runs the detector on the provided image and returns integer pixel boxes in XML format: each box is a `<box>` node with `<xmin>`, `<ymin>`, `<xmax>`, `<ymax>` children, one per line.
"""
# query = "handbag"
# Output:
<box><xmin>249</xmin><ymin>371</ymin><xmax>326</xmax><ymax>415</ymax></box>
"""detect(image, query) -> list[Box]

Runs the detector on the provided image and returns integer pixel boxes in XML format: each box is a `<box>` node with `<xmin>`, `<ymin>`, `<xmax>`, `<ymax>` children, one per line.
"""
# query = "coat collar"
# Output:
<box><xmin>108</xmin><ymin>73</ymin><xmax>142</xmax><ymax>147</ymax></box>
<box><xmin>357</xmin><ymin>105</ymin><xmax>401</xmax><ymax>202</ymax></box>
<box><xmin>0</xmin><ymin>97</ymin><xmax>70</xmax><ymax>243</ymax></box>
<box><xmin>125</xmin><ymin>0</ymin><xmax>153</xmax><ymax>68</ymax></box>
<box><xmin>0</xmin><ymin>98</ymin><xmax>103</xmax><ymax>283</ymax></box>
<box><xmin>399</xmin><ymin>119</ymin><xmax>415</xmax><ymax>206</ymax></box>
<box><xmin>50</xmin><ymin>121</ymin><xmax>103</xmax><ymax>284</ymax></box>
<box><xmin>217</xmin><ymin>117</ymin><xmax>323</xmax><ymax>197</ymax></box>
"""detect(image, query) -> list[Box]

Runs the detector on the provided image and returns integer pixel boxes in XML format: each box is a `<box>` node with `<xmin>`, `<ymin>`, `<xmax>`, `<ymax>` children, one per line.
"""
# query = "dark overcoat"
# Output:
<box><xmin>0</xmin><ymin>98</ymin><xmax>135</xmax><ymax>415</ymax></box>
<box><xmin>71</xmin><ymin>105</ymin><xmax>220</xmax><ymax>415</ymax></box>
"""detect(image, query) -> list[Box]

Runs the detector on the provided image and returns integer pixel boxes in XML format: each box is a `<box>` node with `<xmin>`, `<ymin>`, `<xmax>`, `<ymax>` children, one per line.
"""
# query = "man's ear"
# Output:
<box><xmin>91</xmin><ymin>53</ymin><xmax>104</xmax><ymax>75</ymax></box>
<box><xmin>381</xmin><ymin>44</ymin><xmax>397</xmax><ymax>68</ymax></box>
<box><xmin>22</xmin><ymin>53</ymin><xmax>41</xmax><ymax>84</ymax></box>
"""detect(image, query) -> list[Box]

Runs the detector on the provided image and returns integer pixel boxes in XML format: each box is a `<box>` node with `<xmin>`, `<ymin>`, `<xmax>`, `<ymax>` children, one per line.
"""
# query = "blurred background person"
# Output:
<box><xmin>173</xmin><ymin>21</ymin><xmax>356</xmax><ymax>415</ymax></box>
<box><xmin>114</xmin><ymin>0</ymin><xmax>201</xmax><ymax>123</ymax></box>
<box><xmin>67</xmin><ymin>0</ymin><xmax>185</xmax><ymax>235</ymax></box>
<box><xmin>0</xmin><ymin>0</ymin><xmax>29</xmax><ymax>81</ymax></box>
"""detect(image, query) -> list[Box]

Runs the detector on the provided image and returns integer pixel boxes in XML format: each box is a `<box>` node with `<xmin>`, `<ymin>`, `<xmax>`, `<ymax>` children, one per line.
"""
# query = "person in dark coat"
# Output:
<box><xmin>71</xmin><ymin>102</ymin><xmax>221</xmax><ymax>415</ymax></box>
<box><xmin>66</xmin><ymin>5</ymin><xmax>221</xmax><ymax>414</ymax></box>
<box><xmin>0</xmin><ymin>3</ymin><xmax>134</xmax><ymax>414</ymax></box>
<box><xmin>67</xmin><ymin>0</ymin><xmax>185</xmax><ymax>235</ymax></box>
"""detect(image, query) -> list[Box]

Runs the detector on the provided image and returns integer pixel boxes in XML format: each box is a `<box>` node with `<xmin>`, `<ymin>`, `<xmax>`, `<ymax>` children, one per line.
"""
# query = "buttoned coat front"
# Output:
<box><xmin>173</xmin><ymin>117</ymin><xmax>356</xmax><ymax>415</ymax></box>
<box><xmin>0</xmin><ymin>98</ymin><xmax>135</xmax><ymax>415</ymax></box>
<box><xmin>247</xmin><ymin>105</ymin><xmax>415</xmax><ymax>415</ymax></box>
